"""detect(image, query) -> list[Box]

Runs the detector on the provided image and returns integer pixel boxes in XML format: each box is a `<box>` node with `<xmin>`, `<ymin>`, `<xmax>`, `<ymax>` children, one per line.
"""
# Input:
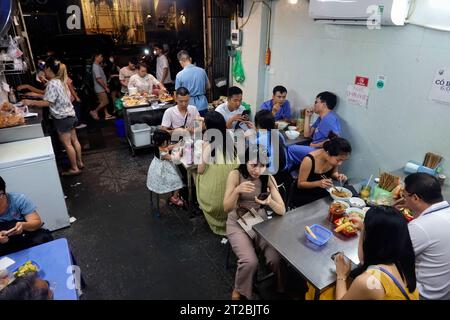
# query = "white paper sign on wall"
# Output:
<box><xmin>429</xmin><ymin>68</ymin><xmax>450</xmax><ymax>105</ymax></box>
<box><xmin>346</xmin><ymin>84</ymin><xmax>370</xmax><ymax>107</ymax></box>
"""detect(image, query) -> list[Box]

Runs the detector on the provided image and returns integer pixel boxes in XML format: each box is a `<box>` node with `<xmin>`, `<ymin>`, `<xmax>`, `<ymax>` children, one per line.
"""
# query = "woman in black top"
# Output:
<box><xmin>291</xmin><ymin>137</ymin><xmax>352</xmax><ymax>207</ymax></box>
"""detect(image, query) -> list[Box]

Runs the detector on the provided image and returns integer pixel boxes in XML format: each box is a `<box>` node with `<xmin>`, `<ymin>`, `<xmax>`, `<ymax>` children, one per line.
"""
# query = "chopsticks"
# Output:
<box><xmin>378</xmin><ymin>172</ymin><xmax>400</xmax><ymax>192</ymax></box>
<box><xmin>423</xmin><ymin>152</ymin><xmax>443</xmax><ymax>169</ymax></box>
<box><xmin>322</xmin><ymin>174</ymin><xmax>340</xmax><ymax>192</ymax></box>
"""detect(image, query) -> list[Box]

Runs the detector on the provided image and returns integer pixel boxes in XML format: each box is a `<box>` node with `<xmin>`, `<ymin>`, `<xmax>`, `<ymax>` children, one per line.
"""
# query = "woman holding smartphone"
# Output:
<box><xmin>223</xmin><ymin>146</ymin><xmax>286</xmax><ymax>300</ymax></box>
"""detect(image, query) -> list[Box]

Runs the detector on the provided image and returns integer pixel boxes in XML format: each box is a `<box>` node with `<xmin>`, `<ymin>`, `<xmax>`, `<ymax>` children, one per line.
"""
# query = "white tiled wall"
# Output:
<box><xmin>246</xmin><ymin>0</ymin><xmax>450</xmax><ymax>183</ymax></box>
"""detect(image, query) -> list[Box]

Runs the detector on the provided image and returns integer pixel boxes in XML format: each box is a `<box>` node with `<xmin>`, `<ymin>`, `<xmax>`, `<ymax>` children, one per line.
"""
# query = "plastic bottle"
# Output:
<box><xmin>184</xmin><ymin>139</ymin><xmax>193</xmax><ymax>165</ymax></box>
<box><xmin>8</xmin><ymin>88</ymin><xmax>17</xmax><ymax>104</ymax></box>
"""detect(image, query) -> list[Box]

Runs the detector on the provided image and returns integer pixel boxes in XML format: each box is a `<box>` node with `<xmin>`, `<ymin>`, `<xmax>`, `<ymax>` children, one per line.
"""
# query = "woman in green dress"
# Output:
<box><xmin>195</xmin><ymin>111</ymin><xmax>238</xmax><ymax>235</ymax></box>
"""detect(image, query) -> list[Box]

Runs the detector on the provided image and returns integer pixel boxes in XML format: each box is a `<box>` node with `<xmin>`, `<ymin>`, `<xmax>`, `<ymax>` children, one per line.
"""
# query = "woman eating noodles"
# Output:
<box><xmin>291</xmin><ymin>137</ymin><xmax>351</xmax><ymax>208</ymax></box>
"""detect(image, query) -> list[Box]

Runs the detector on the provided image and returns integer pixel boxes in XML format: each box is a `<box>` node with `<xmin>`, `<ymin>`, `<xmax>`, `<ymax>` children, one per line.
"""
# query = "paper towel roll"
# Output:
<box><xmin>404</xmin><ymin>161</ymin><xmax>420</xmax><ymax>174</ymax></box>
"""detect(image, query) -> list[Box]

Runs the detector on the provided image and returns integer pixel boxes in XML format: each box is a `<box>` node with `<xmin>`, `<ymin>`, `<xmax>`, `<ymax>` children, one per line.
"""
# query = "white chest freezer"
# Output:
<box><xmin>0</xmin><ymin>137</ymin><xmax>70</xmax><ymax>231</ymax></box>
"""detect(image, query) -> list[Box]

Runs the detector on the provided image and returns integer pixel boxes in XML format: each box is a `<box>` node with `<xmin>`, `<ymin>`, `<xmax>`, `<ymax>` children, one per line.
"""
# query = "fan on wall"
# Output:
<box><xmin>0</xmin><ymin>0</ymin><xmax>12</xmax><ymax>36</ymax></box>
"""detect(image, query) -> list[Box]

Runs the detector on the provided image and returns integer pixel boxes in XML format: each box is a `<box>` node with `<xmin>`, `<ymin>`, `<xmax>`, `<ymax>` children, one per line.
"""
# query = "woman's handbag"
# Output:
<box><xmin>235</xmin><ymin>206</ymin><xmax>265</xmax><ymax>239</ymax></box>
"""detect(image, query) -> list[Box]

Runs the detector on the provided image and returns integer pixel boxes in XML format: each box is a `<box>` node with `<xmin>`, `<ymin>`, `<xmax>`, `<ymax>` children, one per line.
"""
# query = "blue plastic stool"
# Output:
<box><xmin>115</xmin><ymin>119</ymin><xmax>126</xmax><ymax>138</ymax></box>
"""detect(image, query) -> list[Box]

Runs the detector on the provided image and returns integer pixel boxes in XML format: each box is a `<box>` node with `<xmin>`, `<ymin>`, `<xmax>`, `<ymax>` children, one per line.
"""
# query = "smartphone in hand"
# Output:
<box><xmin>257</xmin><ymin>192</ymin><xmax>270</xmax><ymax>201</ymax></box>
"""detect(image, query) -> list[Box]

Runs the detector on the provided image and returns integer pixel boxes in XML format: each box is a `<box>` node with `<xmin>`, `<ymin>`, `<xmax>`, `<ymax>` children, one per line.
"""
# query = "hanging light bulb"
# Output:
<box><xmin>288</xmin><ymin>0</ymin><xmax>298</xmax><ymax>4</ymax></box>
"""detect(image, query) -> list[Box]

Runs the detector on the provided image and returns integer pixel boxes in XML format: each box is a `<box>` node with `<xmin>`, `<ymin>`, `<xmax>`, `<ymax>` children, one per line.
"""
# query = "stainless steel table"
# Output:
<box><xmin>253</xmin><ymin>186</ymin><xmax>362</xmax><ymax>299</ymax></box>
<box><xmin>0</xmin><ymin>107</ymin><xmax>44</xmax><ymax>144</ymax></box>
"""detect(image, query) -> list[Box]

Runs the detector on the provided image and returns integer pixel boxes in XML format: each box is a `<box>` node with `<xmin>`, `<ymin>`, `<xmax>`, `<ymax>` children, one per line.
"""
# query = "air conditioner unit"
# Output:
<box><xmin>309</xmin><ymin>0</ymin><xmax>412</xmax><ymax>26</ymax></box>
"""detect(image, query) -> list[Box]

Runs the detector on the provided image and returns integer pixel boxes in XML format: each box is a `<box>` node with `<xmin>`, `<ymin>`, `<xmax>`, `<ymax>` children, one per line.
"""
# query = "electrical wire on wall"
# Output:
<box><xmin>237</xmin><ymin>0</ymin><xmax>272</xmax><ymax>65</ymax></box>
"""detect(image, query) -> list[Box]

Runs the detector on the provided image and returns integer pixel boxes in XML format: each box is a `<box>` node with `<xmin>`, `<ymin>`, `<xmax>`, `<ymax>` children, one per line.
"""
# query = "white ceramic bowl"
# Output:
<box><xmin>285</xmin><ymin>130</ymin><xmax>300</xmax><ymax>140</ymax></box>
<box><xmin>346</xmin><ymin>207</ymin><xmax>365</xmax><ymax>219</ymax></box>
<box><xmin>349</xmin><ymin>197</ymin><xmax>366</xmax><ymax>208</ymax></box>
<box><xmin>288</xmin><ymin>126</ymin><xmax>297</xmax><ymax>131</ymax></box>
<box><xmin>329</xmin><ymin>187</ymin><xmax>353</xmax><ymax>201</ymax></box>
<box><xmin>276</xmin><ymin>121</ymin><xmax>288</xmax><ymax>130</ymax></box>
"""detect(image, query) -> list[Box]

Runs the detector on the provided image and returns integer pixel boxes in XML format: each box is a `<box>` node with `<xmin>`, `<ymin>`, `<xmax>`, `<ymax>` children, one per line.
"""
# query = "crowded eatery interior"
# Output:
<box><xmin>0</xmin><ymin>0</ymin><xmax>449</xmax><ymax>301</ymax></box>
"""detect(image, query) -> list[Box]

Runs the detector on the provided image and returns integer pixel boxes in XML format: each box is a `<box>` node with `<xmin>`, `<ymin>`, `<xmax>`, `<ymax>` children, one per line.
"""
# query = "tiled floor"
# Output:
<box><xmin>53</xmin><ymin>121</ymin><xmax>306</xmax><ymax>299</ymax></box>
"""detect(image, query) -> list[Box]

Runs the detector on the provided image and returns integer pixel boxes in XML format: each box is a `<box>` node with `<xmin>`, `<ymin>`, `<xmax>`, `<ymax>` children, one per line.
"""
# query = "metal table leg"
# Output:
<box><xmin>314</xmin><ymin>288</ymin><xmax>321</xmax><ymax>300</ymax></box>
<box><xmin>187</xmin><ymin>167</ymin><xmax>194</xmax><ymax>217</ymax></box>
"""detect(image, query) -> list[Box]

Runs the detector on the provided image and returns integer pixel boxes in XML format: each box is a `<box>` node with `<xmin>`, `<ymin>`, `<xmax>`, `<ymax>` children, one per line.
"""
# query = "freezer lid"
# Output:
<box><xmin>0</xmin><ymin>137</ymin><xmax>55</xmax><ymax>169</ymax></box>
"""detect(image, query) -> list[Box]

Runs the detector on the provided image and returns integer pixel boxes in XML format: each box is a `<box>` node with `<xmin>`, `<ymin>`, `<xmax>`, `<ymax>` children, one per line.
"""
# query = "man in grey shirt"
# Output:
<box><xmin>400</xmin><ymin>173</ymin><xmax>450</xmax><ymax>300</ymax></box>
<box><xmin>90</xmin><ymin>53</ymin><xmax>114</xmax><ymax>120</ymax></box>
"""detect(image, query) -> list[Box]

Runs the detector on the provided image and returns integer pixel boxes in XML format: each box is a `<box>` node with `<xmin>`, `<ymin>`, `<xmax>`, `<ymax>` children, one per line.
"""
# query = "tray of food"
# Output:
<box><xmin>13</xmin><ymin>260</ymin><xmax>42</xmax><ymax>278</ymax></box>
<box><xmin>122</xmin><ymin>95</ymin><xmax>149</xmax><ymax>107</ymax></box>
<box><xmin>333</xmin><ymin>217</ymin><xmax>358</xmax><ymax>237</ymax></box>
<box><xmin>159</xmin><ymin>92</ymin><xmax>174</xmax><ymax>103</ymax></box>
<box><xmin>0</xmin><ymin>102</ymin><xmax>25</xmax><ymax>128</ymax></box>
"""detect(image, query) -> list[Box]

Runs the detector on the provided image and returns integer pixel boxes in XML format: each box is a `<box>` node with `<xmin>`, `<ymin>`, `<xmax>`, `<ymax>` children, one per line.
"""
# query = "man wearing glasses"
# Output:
<box><xmin>0</xmin><ymin>176</ymin><xmax>53</xmax><ymax>256</ymax></box>
<box><xmin>397</xmin><ymin>173</ymin><xmax>450</xmax><ymax>300</ymax></box>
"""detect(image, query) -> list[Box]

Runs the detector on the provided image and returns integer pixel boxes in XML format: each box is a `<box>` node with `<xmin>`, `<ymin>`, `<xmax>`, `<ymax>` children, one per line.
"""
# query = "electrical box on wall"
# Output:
<box><xmin>231</xmin><ymin>29</ymin><xmax>242</xmax><ymax>46</ymax></box>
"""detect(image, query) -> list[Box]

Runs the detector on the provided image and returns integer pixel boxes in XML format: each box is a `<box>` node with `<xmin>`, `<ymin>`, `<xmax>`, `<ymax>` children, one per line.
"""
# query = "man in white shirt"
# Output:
<box><xmin>128</xmin><ymin>63</ymin><xmax>166</xmax><ymax>95</ymax></box>
<box><xmin>161</xmin><ymin>87</ymin><xmax>200</xmax><ymax>135</ymax></box>
<box><xmin>119</xmin><ymin>57</ymin><xmax>138</xmax><ymax>94</ymax></box>
<box><xmin>215</xmin><ymin>86</ymin><xmax>251</xmax><ymax>130</ymax></box>
<box><xmin>401</xmin><ymin>173</ymin><xmax>450</xmax><ymax>300</ymax></box>
<box><xmin>154</xmin><ymin>44</ymin><xmax>172</xmax><ymax>87</ymax></box>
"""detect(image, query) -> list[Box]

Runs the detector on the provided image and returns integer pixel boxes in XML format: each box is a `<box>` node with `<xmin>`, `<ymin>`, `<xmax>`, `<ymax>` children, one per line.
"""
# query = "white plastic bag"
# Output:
<box><xmin>7</xmin><ymin>36</ymin><xmax>23</xmax><ymax>59</ymax></box>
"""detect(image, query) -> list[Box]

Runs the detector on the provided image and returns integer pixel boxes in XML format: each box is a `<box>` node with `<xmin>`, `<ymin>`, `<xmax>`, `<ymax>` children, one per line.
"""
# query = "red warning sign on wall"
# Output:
<box><xmin>355</xmin><ymin>76</ymin><xmax>369</xmax><ymax>87</ymax></box>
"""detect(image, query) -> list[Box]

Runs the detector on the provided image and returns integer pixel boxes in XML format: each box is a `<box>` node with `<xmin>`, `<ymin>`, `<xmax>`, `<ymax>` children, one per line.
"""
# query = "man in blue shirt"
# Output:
<box><xmin>0</xmin><ymin>176</ymin><xmax>53</xmax><ymax>256</ymax></box>
<box><xmin>286</xmin><ymin>91</ymin><xmax>342</xmax><ymax>168</ymax></box>
<box><xmin>260</xmin><ymin>85</ymin><xmax>292</xmax><ymax>122</ymax></box>
<box><xmin>175</xmin><ymin>50</ymin><xmax>210</xmax><ymax>117</ymax></box>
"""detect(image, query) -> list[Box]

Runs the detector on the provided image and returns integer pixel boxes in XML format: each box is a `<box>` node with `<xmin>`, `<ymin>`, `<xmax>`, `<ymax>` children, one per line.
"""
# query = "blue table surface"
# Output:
<box><xmin>1</xmin><ymin>238</ymin><xmax>78</xmax><ymax>300</ymax></box>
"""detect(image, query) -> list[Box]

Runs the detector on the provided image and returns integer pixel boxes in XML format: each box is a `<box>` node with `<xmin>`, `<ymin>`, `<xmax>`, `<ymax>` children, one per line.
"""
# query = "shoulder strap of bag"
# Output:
<box><xmin>375</xmin><ymin>267</ymin><xmax>411</xmax><ymax>300</ymax></box>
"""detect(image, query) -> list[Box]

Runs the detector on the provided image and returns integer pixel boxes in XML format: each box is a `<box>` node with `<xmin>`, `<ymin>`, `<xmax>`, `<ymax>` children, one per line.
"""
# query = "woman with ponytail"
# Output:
<box><xmin>290</xmin><ymin>137</ymin><xmax>351</xmax><ymax>207</ymax></box>
<box><xmin>21</xmin><ymin>56</ymin><xmax>84</xmax><ymax>176</ymax></box>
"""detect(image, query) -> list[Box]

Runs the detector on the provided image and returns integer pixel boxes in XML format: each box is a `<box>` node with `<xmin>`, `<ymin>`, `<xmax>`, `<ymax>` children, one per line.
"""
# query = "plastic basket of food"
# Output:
<box><xmin>305</xmin><ymin>224</ymin><xmax>332</xmax><ymax>246</ymax></box>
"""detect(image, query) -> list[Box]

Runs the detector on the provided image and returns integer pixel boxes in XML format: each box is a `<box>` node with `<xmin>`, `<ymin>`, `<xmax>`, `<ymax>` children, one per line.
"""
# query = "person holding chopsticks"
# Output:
<box><xmin>290</xmin><ymin>137</ymin><xmax>351</xmax><ymax>208</ymax></box>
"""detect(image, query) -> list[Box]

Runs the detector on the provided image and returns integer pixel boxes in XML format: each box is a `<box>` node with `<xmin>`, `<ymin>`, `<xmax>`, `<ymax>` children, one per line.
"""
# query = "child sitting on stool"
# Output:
<box><xmin>147</xmin><ymin>129</ymin><xmax>185</xmax><ymax>207</ymax></box>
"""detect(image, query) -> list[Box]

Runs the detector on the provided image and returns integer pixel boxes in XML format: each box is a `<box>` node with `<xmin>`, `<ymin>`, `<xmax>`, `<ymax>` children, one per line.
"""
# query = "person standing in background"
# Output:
<box><xmin>175</xmin><ymin>50</ymin><xmax>210</xmax><ymax>117</ymax></box>
<box><xmin>119</xmin><ymin>57</ymin><xmax>138</xmax><ymax>95</ymax></box>
<box><xmin>128</xmin><ymin>63</ymin><xmax>167</xmax><ymax>95</ymax></box>
<box><xmin>90</xmin><ymin>52</ymin><xmax>114</xmax><ymax>120</ymax></box>
<box><xmin>105</xmin><ymin>55</ymin><xmax>121</xmax><ymax>108</ymax></box>
<box><xmin>20</xmin><ymin>57</ymin><xmax>84</xmax><ymax>176</ymax></box>
<box><xmin>154</xmin><ymin>43</ymin><xmax>173</xmax><ymax>92</ymax></box>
